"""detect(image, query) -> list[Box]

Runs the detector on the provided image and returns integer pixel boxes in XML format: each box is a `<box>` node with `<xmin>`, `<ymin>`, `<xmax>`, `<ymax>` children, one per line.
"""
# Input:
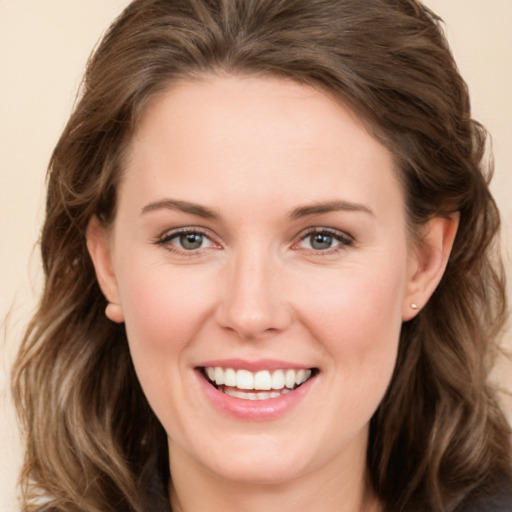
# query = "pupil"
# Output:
<box><xmin>180</xmin><ymin>233</ymin><xmax>203</xmax><ymax>250</ymax></box>
<box><xmin>311</xmin><ymin>233</ymin><xmax>332</xmax><ymax>250</ymax></box>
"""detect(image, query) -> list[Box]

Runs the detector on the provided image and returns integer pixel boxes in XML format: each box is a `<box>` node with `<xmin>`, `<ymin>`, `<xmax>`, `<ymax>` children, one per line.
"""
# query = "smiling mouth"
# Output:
<box><xmin>200</xmin><ymin>366</ymin><xmax>318</xmax><ymax>401</ymax></box>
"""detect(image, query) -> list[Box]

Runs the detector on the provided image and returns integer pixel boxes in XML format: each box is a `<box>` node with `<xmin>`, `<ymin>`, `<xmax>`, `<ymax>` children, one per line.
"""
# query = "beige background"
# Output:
<box><xmin>1</xmin><ymin>1</ymin><xmax>511</xmax><ymax>510</ymax></box>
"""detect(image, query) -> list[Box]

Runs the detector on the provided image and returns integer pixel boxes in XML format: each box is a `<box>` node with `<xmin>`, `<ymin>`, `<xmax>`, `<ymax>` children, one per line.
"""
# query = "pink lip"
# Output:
<box><xmin>196</xmin><ymin>358</ymin><xmax>313</xmax><ymax>372</ymax></box>
<box><xmin>195</xmin><ymin>366</ymin><xmax>316</xmax><ymax>421</ymax></box>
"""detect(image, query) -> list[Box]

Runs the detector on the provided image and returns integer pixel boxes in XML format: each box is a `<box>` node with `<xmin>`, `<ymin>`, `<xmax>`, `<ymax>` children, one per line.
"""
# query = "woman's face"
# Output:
<box><xmin>91</xmin><ymin>76</ymin><xmax>422</xmax><ymax>488</ymax></box>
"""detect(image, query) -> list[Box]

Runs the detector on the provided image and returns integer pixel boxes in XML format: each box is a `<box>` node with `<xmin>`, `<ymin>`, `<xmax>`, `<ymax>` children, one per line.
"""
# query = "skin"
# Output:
<box><xmin>87</xmin><ymin>75</ymin><xmax>458</xmax><ymax>512</ymax></box>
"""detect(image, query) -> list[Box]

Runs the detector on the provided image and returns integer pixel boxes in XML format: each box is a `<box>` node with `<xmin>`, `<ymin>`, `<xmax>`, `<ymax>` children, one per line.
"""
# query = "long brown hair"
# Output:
<box><xmin>12</xmin><ymin>1</ymin><xmax>511</xmax><ymax>510</ymax></box>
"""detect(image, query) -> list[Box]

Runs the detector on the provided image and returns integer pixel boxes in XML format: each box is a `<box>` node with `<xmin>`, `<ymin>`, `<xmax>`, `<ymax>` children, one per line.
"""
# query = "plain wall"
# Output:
<box><xmin>1</xmin><ymin>1</ymin><xmax>511</xmax><ymax>510</ymax></box>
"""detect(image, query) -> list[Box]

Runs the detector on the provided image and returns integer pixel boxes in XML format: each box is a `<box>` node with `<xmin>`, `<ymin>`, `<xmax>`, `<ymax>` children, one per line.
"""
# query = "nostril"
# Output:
<box><xmin>215</xmin><ymin>301</ymin><xmax>294</xmax><ymax>340</ymax></box>
<box><xmin>214</xmin><ymin>263</ymin><xmax>293</xmax><ymax>338</ymax></box>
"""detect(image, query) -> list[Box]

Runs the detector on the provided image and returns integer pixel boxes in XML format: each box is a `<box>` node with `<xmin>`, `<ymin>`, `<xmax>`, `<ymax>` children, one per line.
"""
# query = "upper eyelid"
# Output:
<box><xmin>295</xmin><ymin>226</ymin><xmax>354</xmax><ymax>243</ymax></box>
<box><xmin>153</xmin><ymin>225</ymin><xmax>353</xmax><ymax>248</ymax></box>
<box><xmin>155</xmin><ymin>226</ymin><xmax>216</xmax><ymax>245</ymax></box>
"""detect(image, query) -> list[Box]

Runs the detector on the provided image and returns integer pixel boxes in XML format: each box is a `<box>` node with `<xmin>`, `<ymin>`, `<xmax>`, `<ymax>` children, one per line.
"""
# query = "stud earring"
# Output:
<box><xmin>410</xmin><ymin>303</ymin><xmax>420</xmax><ymax>310</ymax></box>
<box><xmin>105</xmin><ymin>302</ymin><xmax>124</xmax><ymax>323</ymax></box>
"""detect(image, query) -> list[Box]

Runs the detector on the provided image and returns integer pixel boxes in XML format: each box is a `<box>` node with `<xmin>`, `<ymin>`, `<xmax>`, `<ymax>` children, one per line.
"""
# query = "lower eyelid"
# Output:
<box><xmin>154</xmin><ymin>228</ymin><xmax>353</xmax><ymax>252</ymax></box>
<box><xmin>155</xmin><ymin>228</ymin><xmax>213</xmax><ymax>246</ymax></box>
<box><xmin>296</xmin><ymin>229</ymin><xmax>353</xmax><ymax>247</ymax></box>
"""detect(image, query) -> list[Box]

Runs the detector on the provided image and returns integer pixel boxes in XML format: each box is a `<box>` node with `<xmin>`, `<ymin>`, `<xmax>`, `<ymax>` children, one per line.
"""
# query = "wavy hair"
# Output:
<box><xmin>12</xmin><ymin>0</ymin><xmax>511</xmax><ymax>510</ymax></box>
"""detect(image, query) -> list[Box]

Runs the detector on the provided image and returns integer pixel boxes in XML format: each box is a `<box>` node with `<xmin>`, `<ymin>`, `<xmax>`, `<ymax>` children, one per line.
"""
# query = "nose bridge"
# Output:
<box><xmin>217</xmin><ymin>240</ymin><xmax>291</xmax><ymax>338</ymax></box>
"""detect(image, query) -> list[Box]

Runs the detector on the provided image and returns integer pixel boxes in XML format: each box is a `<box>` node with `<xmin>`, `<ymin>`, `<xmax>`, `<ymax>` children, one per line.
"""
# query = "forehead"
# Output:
<box><xmin>121</xmin><ymin>75</ymin><xmax>404</xmax><ymax>219</ymax></box>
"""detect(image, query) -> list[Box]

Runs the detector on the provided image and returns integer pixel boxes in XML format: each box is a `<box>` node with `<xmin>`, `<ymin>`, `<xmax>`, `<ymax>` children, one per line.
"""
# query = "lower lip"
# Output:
<box><xmin>196</xmin><ymin>370</ymin><xmax>315</xmax><ymax>421</ymax></box>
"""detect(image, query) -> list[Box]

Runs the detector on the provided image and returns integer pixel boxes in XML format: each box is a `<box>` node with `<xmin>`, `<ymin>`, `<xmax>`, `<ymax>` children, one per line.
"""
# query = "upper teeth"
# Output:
<box><xmin>205</xmin><ymin>367</ymin><xmax>312</xmax><ymax>391</ymax></box>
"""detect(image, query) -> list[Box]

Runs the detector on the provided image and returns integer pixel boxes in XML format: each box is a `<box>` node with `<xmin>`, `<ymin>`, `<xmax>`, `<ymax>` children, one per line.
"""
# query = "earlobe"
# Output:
<box><xmin>104</xmin><ymin>302</ymin><xmax>125</xmax><ymax>323</ymax></box>
<box><xmin>402</xmin><ymin>213</ymin><xmax>459</xmax><ymax>321</ymax></box>
<box><xmin>86</xmin><ymin>216</ymin><xmax>125</xmax><ymax>323</ymax></box>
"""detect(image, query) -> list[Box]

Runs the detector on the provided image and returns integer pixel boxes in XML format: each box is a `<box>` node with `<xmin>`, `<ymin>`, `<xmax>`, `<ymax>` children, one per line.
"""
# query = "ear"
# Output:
<box><xmin>402</xmin><ymin>213</ymin><xmax>459</xmax><ymax>321</ymax></box>
<box><xmin>86</xmin><ymin>216</ymin><xmax>124</xmax><ymax>323</ymax></box>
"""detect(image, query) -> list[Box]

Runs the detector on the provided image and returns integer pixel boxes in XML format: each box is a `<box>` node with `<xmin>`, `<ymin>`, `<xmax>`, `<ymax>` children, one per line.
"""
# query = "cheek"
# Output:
<box><xmin>117</xmin><ymin>262</ymin><xmax>216</xmax><ymax>379</ymax></box>
<box><xmin>297</xmin><ymin>256</ymin><xmax>406</xmax><ymax>399</ymax></box>
<box><xmin>116</xmin><ymin>264</ymin><xmax>217</xmax><ymax>433</ymax></box>
<box><xmin>301</xmin><ymin>260</ymin><xmax>404</xmax><ymax>340</ymax></box>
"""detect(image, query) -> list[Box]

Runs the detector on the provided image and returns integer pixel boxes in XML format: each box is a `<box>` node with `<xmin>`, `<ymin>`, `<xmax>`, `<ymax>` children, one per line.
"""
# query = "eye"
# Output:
<box><xmin>178</xmin><ymin>232</ymin><xmax>206</xmax><ymax>250</ymax></box>
<box><xmin>307</xmin><ymin>232</ymin><xmax>336</xmax><ymax>250</ymax></box>
<box><xmin>156</xmin><ymin>228</ymin><xmax>218</xmax><ymax>253</ymax></box>
<box><xmin>295</xmin><ymin>228</ymin><xmax>353</xmax><ymax>252</ymax></box>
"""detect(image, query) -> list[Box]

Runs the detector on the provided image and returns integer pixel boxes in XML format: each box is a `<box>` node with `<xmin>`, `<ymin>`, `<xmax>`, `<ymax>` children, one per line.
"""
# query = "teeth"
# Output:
<box><xmin>285</xmin><ymin>369</ymin><xmax>296</xmax><ymax>389</ymax></box>
<box><xmin>271</xmin><ymin>370</ymin><xmax>285</xmax><ymax>390</ymax></box>
<box><xmin>224</xmin><ymin>368</ymin><xmax>237</xmax><ymax>387</ymax></box>
<box><xmin>236</xmin><ymin>369</ymin><xmax>254</xmax><ymax>390</ymax></box>
<box><xmin>205</xmin><ymin>366</ymin><xmax>314</xmax><ymax>392</ymax></box>
<box><xmin>224</xmin><ymin>389</ymin><xmax>283</xmax><ymax>400</ymax></box>
<box><xmin>253</xmin><ymin>370</ymin><xmax>272</xmax><ymax>390</ymax></box>
<box><xmin>295</xmin><ymin>369</ymin><xmax>311</xmax><ymax>385</ymax></box>
<box><xmin>214</xmin><ymin>366</ymin><xmax>224</xmax><ymax>385</ymax></box>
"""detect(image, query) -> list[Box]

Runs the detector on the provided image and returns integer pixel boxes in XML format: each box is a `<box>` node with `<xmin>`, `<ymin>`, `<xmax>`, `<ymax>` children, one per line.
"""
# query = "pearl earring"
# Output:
<box><xmin>410</xmin><ymin>303</ymin><xmax>419</xmax><ymax>310</ymax></box>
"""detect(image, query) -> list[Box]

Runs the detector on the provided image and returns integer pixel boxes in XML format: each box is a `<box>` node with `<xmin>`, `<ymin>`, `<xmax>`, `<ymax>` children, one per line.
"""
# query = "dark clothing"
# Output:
<box><xmin>460</xmin><ymin>487</ymin><xmax>512</xmax><ymax>512</ymax></box>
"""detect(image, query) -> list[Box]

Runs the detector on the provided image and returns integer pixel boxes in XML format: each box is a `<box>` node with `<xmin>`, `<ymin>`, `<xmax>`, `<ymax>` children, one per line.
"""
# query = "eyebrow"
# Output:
<box><xmin>289</xmin><ymin>200</ymin><xmax>374</xmax><ymax>219</ymax></box>
<box><xmin>141</xmin><ymin>199</ymin><xmax>218</xmax><ymax>219</ymax></box>
<box><xmin>140</xmin><ymin>198</ymin><xmax>373</xmax><ymax>220</ymax></box>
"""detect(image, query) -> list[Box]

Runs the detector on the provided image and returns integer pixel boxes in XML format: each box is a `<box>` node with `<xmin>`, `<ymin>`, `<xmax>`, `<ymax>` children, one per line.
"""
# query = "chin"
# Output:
<box><xmin>210</xmin><ymin>455</ymin><xmax>310</xmax><ymax>486</ymax></box>
<box><xmin>175</xmin><ymin>433</ymin><xmax>315</xmax><ymax>486</ymax></box>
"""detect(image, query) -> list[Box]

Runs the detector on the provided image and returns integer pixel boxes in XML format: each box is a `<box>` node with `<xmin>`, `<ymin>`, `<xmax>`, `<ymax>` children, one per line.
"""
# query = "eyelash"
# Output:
<box><xmin>154</xmin><ymin>227</ymin><xmax>219</xmax><ymax>256</ymax></box>
<box><xmin>294</xmin><ymin>227</ymin><xmax>354</xmax><ymax>255</ymax></box>
<box><xmin>154</xmin><ymin>227</ymin><xmax>354</xmax><ymax>256</ymax></box>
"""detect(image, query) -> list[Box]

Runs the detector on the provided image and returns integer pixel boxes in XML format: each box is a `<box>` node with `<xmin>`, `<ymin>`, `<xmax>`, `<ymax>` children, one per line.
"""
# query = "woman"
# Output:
<box><xmin>12</xmin><ymin>0</ymin><xmax>512</xmax><ymax>510</ymax></box>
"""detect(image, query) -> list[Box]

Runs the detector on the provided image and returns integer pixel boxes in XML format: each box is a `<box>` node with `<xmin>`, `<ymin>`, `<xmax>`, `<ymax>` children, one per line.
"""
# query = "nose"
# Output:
<box><xmin>215</xmin><ymin>246</ymin><xmax>293</xmax><ymax>340</ymax></box>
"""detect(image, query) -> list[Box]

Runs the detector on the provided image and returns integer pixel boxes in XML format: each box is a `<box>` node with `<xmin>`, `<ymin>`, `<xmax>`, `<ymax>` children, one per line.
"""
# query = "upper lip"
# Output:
<box><xmin>196</xmin><ymin>358</ymin><xmax>315</xmax><ymax>372</ymax></box>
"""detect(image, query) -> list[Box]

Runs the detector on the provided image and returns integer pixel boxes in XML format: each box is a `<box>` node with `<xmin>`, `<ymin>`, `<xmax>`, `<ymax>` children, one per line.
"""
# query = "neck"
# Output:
<box><xmin>168</xmin><ymin>443</ymin><xmax>382</xmax><ymax>512</ymax></box>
